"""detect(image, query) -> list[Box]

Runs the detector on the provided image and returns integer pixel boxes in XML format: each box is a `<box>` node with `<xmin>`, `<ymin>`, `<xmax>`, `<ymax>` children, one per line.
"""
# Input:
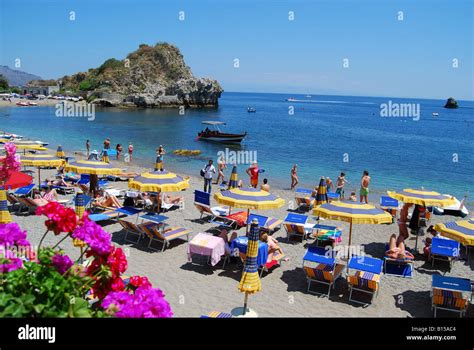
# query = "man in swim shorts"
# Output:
<box><xmin>360</xmin><ymin>170</ymin><xmax>370</xmax><ymax>203</ymax></box>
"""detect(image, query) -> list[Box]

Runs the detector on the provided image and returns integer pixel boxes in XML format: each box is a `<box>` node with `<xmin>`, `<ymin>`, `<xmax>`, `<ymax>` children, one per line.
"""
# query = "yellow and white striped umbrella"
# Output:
<box><xmin>387</xmin><ymin>189</ymin><xmax>456</xmax><ymax>207</ymax></box>
<box><xmin>128</xmin><ymin>170</ymin><xmax>189</xmax><ymax>193</ymax></box>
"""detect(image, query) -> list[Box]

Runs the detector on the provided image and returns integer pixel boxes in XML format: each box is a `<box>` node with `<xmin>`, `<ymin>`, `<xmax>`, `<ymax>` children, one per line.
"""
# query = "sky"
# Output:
<box><xmin>0</xmin><ymin>0</ymin><xmax>472</xmax><ymax>100</ymax></box>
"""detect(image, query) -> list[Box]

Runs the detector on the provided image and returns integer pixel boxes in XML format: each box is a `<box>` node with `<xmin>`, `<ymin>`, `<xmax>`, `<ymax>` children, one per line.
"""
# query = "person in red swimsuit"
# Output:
<box><xmin>246</xmin><ymin>161</ymin><xmax>259</xmax><ymax>188</ymax></box>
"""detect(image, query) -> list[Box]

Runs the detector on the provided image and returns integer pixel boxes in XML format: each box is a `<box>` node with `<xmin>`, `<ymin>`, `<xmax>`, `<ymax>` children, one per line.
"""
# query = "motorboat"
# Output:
<box><xmin>432</xmin><ymin>196</ymin><xmax>469</xmax><ymax>218</ymax></box>
<box><xmin>16</xmin><ymin>101</ymin><xmax>29</xmax><ymax>106</ymax></box>
<box><xmin>247</xmin><ymin>107</ymin><xmax>256</xmax><ymax>113</ymax></box>
<box><xmin>197</xmin><ymin>121</ymin><xmax>246</xmax><ymax>144</ymax></box>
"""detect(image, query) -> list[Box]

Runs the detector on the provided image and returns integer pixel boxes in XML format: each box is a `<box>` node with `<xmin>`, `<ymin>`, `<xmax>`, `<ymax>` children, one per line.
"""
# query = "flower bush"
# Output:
<box><xmin>0</xmin><ymin>203</ymin><xmax>172</xmax><ymax>318</ymax></box>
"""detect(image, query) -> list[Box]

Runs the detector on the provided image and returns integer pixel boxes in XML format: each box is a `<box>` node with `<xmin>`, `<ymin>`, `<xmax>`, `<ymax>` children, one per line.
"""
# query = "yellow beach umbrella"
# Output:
<box><xmin>214</xmin><ymin>187</ymin><xmax>285</xmax><ymax>210</ymax></box>
<box><xmin>434</xmin><ymin>219</ymin><xmax>474</xmax><ymax>246</ymax></box>
<box><xmin>64</xmin><ymin>160</ymin><xmax>121</xmax><ymax>175</ymax></box>
<box><xmin>128</xmin><ymin>170</ymin><xmax>189</xmax><ymax>193</ymax></box>
<box><xmin>313</xmin><ymin>201</ymin><xmax>392</xmax><ymax>249</ymax></box>
<box><xmin>387</xmin><ymin>189</ymin><xmax>456</xmax><ymax>207</ymax></box>
<box><xmin>20</xmin><ymin>154</ymin><xmax>65</xmax><ymax>185</ymax></box>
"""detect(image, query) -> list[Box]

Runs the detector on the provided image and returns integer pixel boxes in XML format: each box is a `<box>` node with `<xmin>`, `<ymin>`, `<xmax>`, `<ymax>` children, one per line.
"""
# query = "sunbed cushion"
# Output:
<box><xmin>432</xmin><ymin>289</ymin><xmax>467</xmax><ymax>309</ymax></box>
<box><xmin>348</xmin><ymin>271</ymin><xmax>380</xmax><ymax>291</ymax></box>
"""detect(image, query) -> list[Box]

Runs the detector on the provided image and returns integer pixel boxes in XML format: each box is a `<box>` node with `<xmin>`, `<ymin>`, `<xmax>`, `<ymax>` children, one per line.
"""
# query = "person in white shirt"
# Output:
<box><xmin>203</xmin><ymin>160</ymin><xmax>216</xmax><ymax>193</ymax></box>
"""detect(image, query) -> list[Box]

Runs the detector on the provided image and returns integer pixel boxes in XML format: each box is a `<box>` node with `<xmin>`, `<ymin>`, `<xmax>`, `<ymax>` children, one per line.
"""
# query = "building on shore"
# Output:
<box><xmin>22</xmin><ymin>85</ymin><xmax>59</xmax><ymax>96</ymax></box>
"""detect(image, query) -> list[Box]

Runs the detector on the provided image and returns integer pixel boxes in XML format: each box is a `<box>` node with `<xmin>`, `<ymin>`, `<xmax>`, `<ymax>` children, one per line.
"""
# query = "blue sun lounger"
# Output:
<box><xmin>283</xmin><ymin>213</ymin><xmax>312</xmax><ymax>242</ymax></box>
<box><xmin>15</xmin><ymin>184</ymin><xmax>35</xmax><ymax>196</ymax></box>
<box><xmin>431</xmin><ymin>237</ymin><xmax>460</xmax><ymax>269</ymax></box>
<box><xmin>89</xmin><ymin>206</ymin><xmax>142</xmax><ymax>223</ymax></box>
<box><xmin>431</xmin><ymin>275</ymin><xmax>471</xmax><ymax>317</ymax></box>
<box><xmin>247</xmin><ymin>213</ymin><xmax>282</xmax><ymax>233</ymax></box>
<box><xmin>347</xmin><ymin>256</ymin><xmax>383</xmax><ymax>305</ymax></box>
<box><xmin>303</xmin><ymin>246</ymin><xmax>344</xmax><ymax>297</ymax></box>
<box><xmin>380</xmin><ymin>195</ymin><xmax>399</xmax><ymax>222</ymax></box>
<box><xmin>294</xmin><ymin>188</ymin><xmax>315</xmax><ymax>212</ymax></box>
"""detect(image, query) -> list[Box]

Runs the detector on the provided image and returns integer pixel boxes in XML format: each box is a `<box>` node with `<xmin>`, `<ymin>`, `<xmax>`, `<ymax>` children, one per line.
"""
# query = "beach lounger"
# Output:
<box><xmin>193</xmin><ymin>190</ymin><xmax>229</xmax><ymax>219</ymax></box>
<box><xmin>311</xmin><ymin>224</ymin><xmax>343</xmax><ymax>246</ymax></box>
<box><xmin>161</xmin><ymin>196</ymin><xmax>185</xmax><ymax>212</ymax></box>
<box><xmin>142</xmin><ymin>224</ymin><xmax>191</xmax><ymax>252</ymax></box>
<box><xmin>294</xmin><ymin>188</ymin><xmax>315</xmax><ymax>212</ymax></box>
<box><xmin>303</xmin><ymin>246</ymin><xmax>344</xmax><ymax>297</ymax></box>
<box><xmin>89</xmin><ymin>206</ymin><xmax>141</xmax><ymax>223</ymax></box>
<box><xmin>431</xmin><ymin>275</ymin><xmax>471</xmax><ymax>318</ymax></box>
<box><xmin>14</xmin><ymin>184</ymin><xmax>35</xmax><ymax>196</ymax></box>
<box><xmin>247</xmin><ymin>213</ymin><xmax>282</xmax><ymax>234</ymax></box>
<box><xmin>16</xmin><ymin>197</ymin><xmax>42</xmax><ymax>213</ymax></box>
<box><xmin>118</xmin><ymin>220</ymin><xmax>162</xmax><ymax>244</ymax></box>
<box><xmin>383</xmin><ymin>243</ymin><xmax>414</xmax><ymax>278</ymax></box>
<box><xmin>380</xmin><ymin>195</ymin><xmax>399</xmax><ymax>223</ymax></box>
<box><xmin>283</xmin><ymin>213</ymin><xmax>312</xmax><ymax>242</ymax></box>
<box><xmin>431</xmin><ymin>237</ymin><xmax>460</xmax><ymax>269</ymax></box>
<box><xmin>347</xmin><ymin>256</ymin><xmax>383</xmax><ymax>305</ymax></box>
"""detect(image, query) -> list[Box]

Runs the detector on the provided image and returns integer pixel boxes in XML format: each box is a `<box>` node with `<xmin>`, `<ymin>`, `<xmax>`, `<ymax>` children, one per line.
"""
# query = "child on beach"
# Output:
<box><xmin>261</xmin><ymin>178</ymin><xmax>270</xmax><ymax>192</ymax></box>
<box><xmin>290</xmin><ymin>164</ymin><xmax>298</xmax><ymax>190</ymax></box>
<box><xmin>349</xmin><ymin>191</ymin><xmax>357</xmax><ymax>202</ymax></box>
<box><xmin>335</xmin><ymin>172</ymin><xmax>349</xmax><ymax>199</ymax></box>
<box><xmin>326</xmin><ymin>177</ymin><xmax>333</xmax><ymax>192</ymax></box>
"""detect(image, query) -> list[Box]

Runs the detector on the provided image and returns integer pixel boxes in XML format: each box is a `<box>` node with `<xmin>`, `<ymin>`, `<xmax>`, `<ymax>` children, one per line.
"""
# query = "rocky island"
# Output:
<box><xmin>444</xmin><ymin>97</ymin><xmax>458</xmax><ymax>109</ymax></box>
<box><xmin>32</xmin><ymin>42</ymin><xmax>223</xmax><ymax>108</ymax></box>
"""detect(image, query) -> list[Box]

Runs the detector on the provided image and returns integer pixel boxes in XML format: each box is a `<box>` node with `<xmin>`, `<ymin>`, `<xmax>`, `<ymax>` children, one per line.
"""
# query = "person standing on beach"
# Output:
<box><xmin>246</xmin><ymin>161</ymin><xmax>259</xmax><ymax>188</ymax></box>
<box><xmin>335</xmin><ymin>172</ymin><xmax>349</xmax><ymax>199</ymax></box>
<box><xmin>326</xmin><ymin>177</ymin><xmax>334</xmax><ymax>192</ymax></box>
<box><xmin>86</xmin><ymin>139</ymin><xmax>90</xmax><ymax>157</ymax></box>
<box><xmin>104</xmin><ymin>138</ymin><xmax>111</xmax><ymax>150</ymax></box>
<box><xmin>214</xmin><ymin>155</ymin><xmax>227</xmax><ymax>185</ymax></box>
<box><xmin>116</xmin><ymin>144</ymin><xmax>123</xmax><ymax>161</ymax></box>
<box><xmin>360</xmin><ymin>170</ymin><xmax>371</xmax><ymax>203</ymax></box>
<box><xmin>202</xmin><ymin>160</ymin><xmax>216</xmax><ymax>193</ymax></box>
<box><xmin>290</xmin><ymin>164</ymin><xmax>298</xmax><ymax>190</ymax></box>
<box><xmin>155</xmin><ymin>145</ymin><xmax>166</xmax><ymax>170</ymax></box>
<box><xmin>128</xmin><ymin>142</ymin><xmax>134</xmax><ymax>162</ymax></box>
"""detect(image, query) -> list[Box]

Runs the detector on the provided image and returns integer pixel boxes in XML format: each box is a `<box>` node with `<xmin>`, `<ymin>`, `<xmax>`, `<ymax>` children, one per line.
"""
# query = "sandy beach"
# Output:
<box><xmin>9</xmin><ymin>157</ymin><xmax>473</xmax><ymax>318</ymax></box>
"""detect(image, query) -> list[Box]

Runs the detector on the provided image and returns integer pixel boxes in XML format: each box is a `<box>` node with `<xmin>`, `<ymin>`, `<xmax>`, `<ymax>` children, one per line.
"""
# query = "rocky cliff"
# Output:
<box><xmin>58</xmin><ymin>42</ymin><xmax>223</xmax><ymax>108</ymax></box>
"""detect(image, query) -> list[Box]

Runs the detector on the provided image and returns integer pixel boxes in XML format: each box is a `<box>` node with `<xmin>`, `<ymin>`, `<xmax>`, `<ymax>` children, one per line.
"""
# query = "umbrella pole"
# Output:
<box><xmin>242</xmin><ymin>292</ymin><xmax>249</xmax><ymax>315</ymax></box>
<box><xmin>38</xmin><ymin>168</ymin><xmax>41</xmax><ymax>186</ymax></box>
<box><xmin>245</xmin><ymin>208</ymin><xmax>250</xmax><ymax>234</ymax></box>
<box><xmin>347</xmin><ymin>219</ymin><xmax>353</xmax><ymax>271</ymax></box>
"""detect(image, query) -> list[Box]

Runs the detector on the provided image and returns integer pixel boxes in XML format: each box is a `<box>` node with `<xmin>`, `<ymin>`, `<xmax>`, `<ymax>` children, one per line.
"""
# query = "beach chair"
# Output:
<box><xmin>383</xmin><ymin>243</ymin><xmax>414</xmax><ymax>278</ymax></box>
<box><xmin>14</xmin><ymin>184</ymin><xmax>35</xmax><ymax>197</ymax></box>
<box><xmin>247</xmin><ymin>213</ymin><xmax>282</xmax><ymax>234</ymax></box>
<box><xmin>303</xmin><ymin>246</ymin><xmax>344</xmax><ymax>297</ymax></box>
<box><xmin>311</xmin><ymin>224</ymin><xmax>343</xmax><ymax>247</ymax></box>
<box><xmin>118</xmin><ymin>220</ymin><xmax>161</xmax><ymax>244</ymax></box>
<box><xmin>142</xmin><ymin>224</ymin><xmax>191</xmax><ymax>252</ymax></box>
<box><xmin>380</xmin><ymin>195</ymin><xmax>399</xmax><ymax>223</ymax></box>
<box><xmin>431</xmin><ymin>275</ymin><xmax>471</xmax><ymax>318</ymax></box>
<box><xmin>347</xmin><ymin>256</ymin><xmax>383</xmax><ymax>305</ymax></box>
<box><xmin>89</xmin><ymin>206</ymin><xmax>141</xmax><ymax>223</ymax></box>
<box><xmin>16</xmin><ymin>197</ymin><xmax>44</xmax><ymax>213</ymax></box>
<box><xmin>294</xmin><ymin>188</ymin><xmax>315</xmax><ymax>212</ymax></box>
<box><xmin>283</xmin><ymin>213</ymin><xmax>312</xmax><ymax>242</ymax></box>
<box><xmin>193</xmin><ymin>190</ymin><xmax>229</xmax><ymax>219</ymax></box>
<box><xmin>431</xmin><ymin>237</ymin><xmax>460</xmax><ymax>270</ymax></box>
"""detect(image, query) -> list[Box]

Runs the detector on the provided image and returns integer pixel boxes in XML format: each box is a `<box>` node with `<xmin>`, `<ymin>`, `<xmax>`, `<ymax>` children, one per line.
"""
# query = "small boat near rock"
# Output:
<box><xmin>197</xmin><ymin>121</ymin><xmax>246</xmax><ymax>144</ymax></box>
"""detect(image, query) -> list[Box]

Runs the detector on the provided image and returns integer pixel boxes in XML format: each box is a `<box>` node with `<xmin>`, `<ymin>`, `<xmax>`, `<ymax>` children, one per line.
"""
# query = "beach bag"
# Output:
<box><xmin>200</xmin><ymin>168</ymin><xmax>205</xmax><ymax>177</ymax></box>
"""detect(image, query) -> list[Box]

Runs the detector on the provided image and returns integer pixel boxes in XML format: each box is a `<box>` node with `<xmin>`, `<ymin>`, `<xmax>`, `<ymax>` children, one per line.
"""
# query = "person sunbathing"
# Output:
<box><xmin>218</xmin><ymin>229</ymin><xmax>238</xmax><ymax>255</ymax></box>
<box><xmin>260</xmin><ymin>233</ymin><xmax>289</xmax><ymax>262</ymax></box>
<box><xmin>385</xmin><ymin>234</ymin><xmax>414</xmax><ymax>260</ymax></box>
<box><xmin>47</xmin><ymin>177</ymin><xmax>74</xmax><ymax>187</ymax></box>
<box><xmin>95</xmin><ymin>193</ymin><xmax>122</xmax><ymax>208</ymax></box>
<box><xmin>42</xmin><ymin>188</ymin><xmax>59</xmax><ymax>202</ymax></box>
<box><xmin>33</xmin><ymin>189</ymin><xmax>51</xmax><ymax>206</ymax></box>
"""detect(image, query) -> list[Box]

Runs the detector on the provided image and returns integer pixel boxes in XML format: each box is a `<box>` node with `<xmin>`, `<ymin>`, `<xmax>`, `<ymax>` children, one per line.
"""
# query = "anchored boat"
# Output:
<box><xmin>197</xmin><ymin>121</ymin><xmax>247</xmax><ymax>144</ymax></box>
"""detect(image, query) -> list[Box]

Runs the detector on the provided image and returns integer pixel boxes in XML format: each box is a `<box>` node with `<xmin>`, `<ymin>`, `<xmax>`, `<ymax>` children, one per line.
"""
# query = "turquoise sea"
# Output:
<box><xmin>1</xmin><ymin>92</ymin><xmax>473</xmax><ymax>205</ymax></box>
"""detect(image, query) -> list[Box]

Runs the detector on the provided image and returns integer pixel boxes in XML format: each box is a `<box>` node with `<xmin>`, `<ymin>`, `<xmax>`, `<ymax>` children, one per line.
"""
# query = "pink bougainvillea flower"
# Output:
<box><xmin>72</xmin><ymin>219</ymin><xmax>112</xmax><ymax>256</ymax></box>
<box><xmin>36</xmin><ymin>202</ymin><xmax>78</xmax><ymax>235</ymax></box>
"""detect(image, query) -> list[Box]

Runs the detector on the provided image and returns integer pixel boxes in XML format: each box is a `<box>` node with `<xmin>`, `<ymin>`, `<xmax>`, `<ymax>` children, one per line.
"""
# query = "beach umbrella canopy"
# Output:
<box><xmin>313</xmin><ymin>201</ymin><xmax>392</xmax><ymax>248</ymax></box>
<box><xmin>387</xmin><ymin>189</ymin><xmax>456</xmax><ymax>207</ymax></box>
<box><xmin>434</xmin><ymin>219</ymin><xmax>474</xmax><ymax>246</ymax></box>
<box><xmin>56</xmin><ymin>145</ymin><xmax>65</xmax><ymax>159</ymax></box>
<box><xmin>21</xmin><ymin>154</ymin><xmax>66</xmax><ymax>185</ymax></box>
<box><xmin>238</xmin><ymin>220</ymin><xmax>262</xmax><ymax>315</ymax></box>
<box><xmin>315</xmin><ymin>177</ymin><xmax>328</xmax><ymax>205</ymax></box>
<box><xmin>214</xmin><ymin>188</ymin><xmax>285</xmax><ymax>210</ymax></box>
<box><xmin>0</xmin><ymin>171</ymin><xmax>33</xmax><ymax>190</ymax></box>
<box><xmin>128</xmin><ymin>170</ymin><xmax>189</xmax><ymax>193</ymax></box>
<box><xmin>64</xmin><ymin>160</ymin><xmax>121</xmax><ymax>175</ymax></box>
<box><xmin>3</xmin><ymin>139</ymin><xmax>48</xmax><ymax>152</ymax></box>
<box><xmin>228</xmin><ymin>165</ymin><xmax>238</xmax><ymax>189</ymax></box>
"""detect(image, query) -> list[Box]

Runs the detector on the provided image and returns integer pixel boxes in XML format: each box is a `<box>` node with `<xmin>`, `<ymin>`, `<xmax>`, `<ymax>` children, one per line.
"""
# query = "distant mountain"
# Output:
<box><xmin>0</xmin><ymin>65</ymin><xmax>42</xmax><ymax>86</ymax></box>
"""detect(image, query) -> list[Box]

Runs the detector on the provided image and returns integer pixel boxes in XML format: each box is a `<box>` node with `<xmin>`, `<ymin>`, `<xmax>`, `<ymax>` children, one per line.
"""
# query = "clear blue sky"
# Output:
<box><xmin>0</xmin><ymin>0</ymin><xmax>472</xmax><ymax>99</ymax></box>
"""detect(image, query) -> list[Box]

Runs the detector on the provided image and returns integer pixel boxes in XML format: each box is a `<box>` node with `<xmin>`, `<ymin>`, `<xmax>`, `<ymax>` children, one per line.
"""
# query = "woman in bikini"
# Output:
<box><xmin>260</xmin><ymin>233</ymin><xmax>288</xmax><ymax>262</ymax></box>
<box><xmin>385</xmin><ymin>234</ymin><xmax>414</xmax><ymax>260</ymax></box>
